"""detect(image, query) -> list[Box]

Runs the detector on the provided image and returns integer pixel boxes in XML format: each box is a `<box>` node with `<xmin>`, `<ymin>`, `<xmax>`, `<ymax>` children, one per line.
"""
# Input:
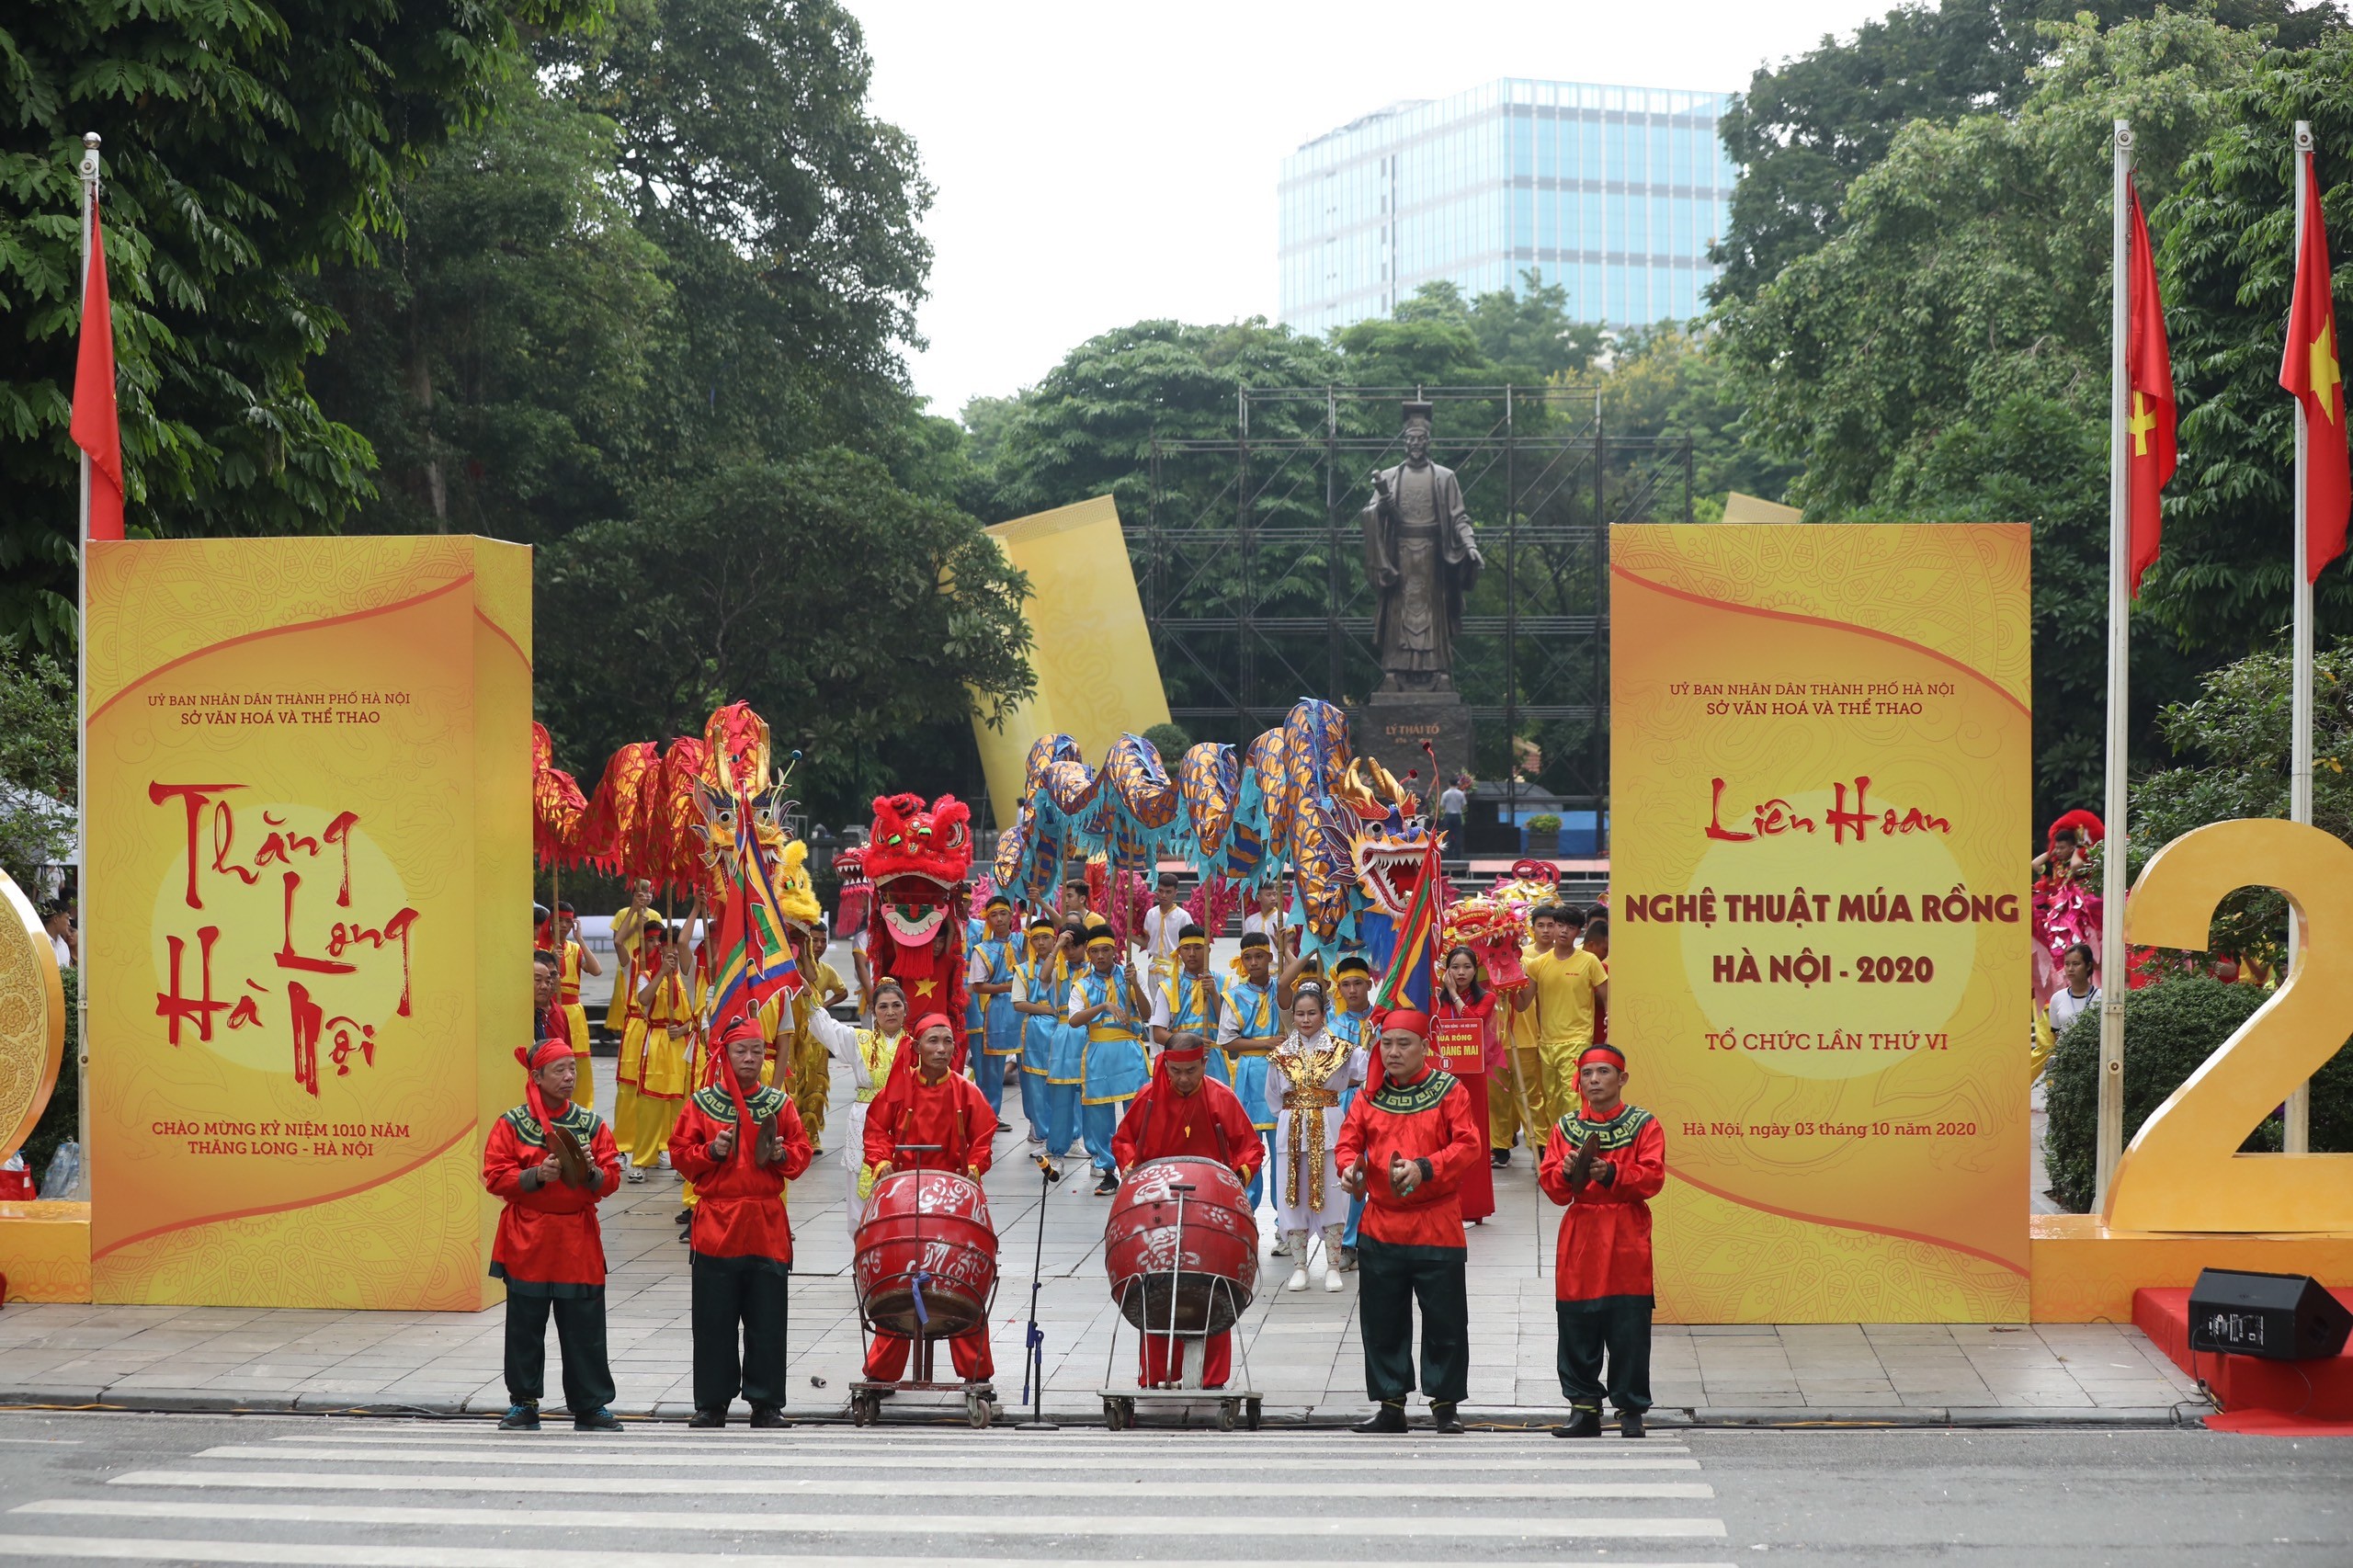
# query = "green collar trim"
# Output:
<box><xmin>1561</xmin><ymin>1104</ymin><xmax>1654</xmax><ymax>1151</ymax></box>
<box><xmin>1368</xmin><ymin>1069</ymin><xmax>1457</xmax><ymax>1116</ymax></box>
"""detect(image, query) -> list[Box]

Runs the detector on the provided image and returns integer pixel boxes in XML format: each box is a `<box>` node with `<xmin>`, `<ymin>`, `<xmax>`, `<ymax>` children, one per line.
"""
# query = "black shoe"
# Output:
<box><xmin>1352</xmin><ymin>1401</ymin><xmax>1407</xmax><ymax>1435</ymax></box>
<box><xmin>1619</xmin><ymin>1410</ymin><xmax>1646</xmax><ymax>1439</ymax></box>
<box><xmin>686</xmin><ymin>1407</ymin><xmax>725</xmax><ymax>1429</ymax></box>
<box><xmin>675</xmin><ymin>1208</ymin><xmax>692</xmax><ymax>1225</ymax></box>
<box><xmin>574</xmin><ymin>1406</ymin><xmax>623</xmax><ymax>1432</ymax></box>
<box><xmin>748</xmin><ymin>1405</ymin><xmax>790</xmax><ymax>1429</ymax></box>
<box><xmin>496</xmin><ymin>1402</ymin><xmax>540</xmax><ymax>1431</ymax></box>
<box><xmin>1551</xmin><ymin>1405</ymin><xmax>1604</xmax><ymax>1438</ymax></box>
<box><xmin>1093</xmin><ymin>1173</ymin><xmax>1119</xmax><ymax>1196</ymax></box>
<box><xmin>1490</xmin><ymin>1150</ymin><xmax>1511</xmax><ymax>1169</ymax></box>
<box><xmin>1429</xmin><ymin>1401</ymin><xmax>1465</xmax><ymax>1435</ymax></box>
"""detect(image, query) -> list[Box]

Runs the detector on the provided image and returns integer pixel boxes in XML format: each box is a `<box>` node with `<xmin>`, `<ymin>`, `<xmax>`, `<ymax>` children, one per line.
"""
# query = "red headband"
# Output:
<box><xmin>1377</xmin><ymin>1008</ymin><xmax>1430</xmax><ymax>1040</ymax></box>
<box><xmin>714</xmin><ymin>1017</ymin><xmax>766</xmax><ymax>1050</ymax></box>
<box><xmin>1577</xmin><ymin>1043</ymin><xmax>1626</xmax><ymax>1071</ymax></box>
<box><xmin>517</xmin><ymin>1038</ymin><xmax>575</xmax><ymax>1073</ymax></box>
<box><xmin>912</xmin><ymin>1012</ymin><xmax>953</xmax><ymax>1040</ymax></box>
<box><xmin>1161</xmin><ymin>1041</ymin><xmax>1209</xmax><ymax>1063</ymax></box>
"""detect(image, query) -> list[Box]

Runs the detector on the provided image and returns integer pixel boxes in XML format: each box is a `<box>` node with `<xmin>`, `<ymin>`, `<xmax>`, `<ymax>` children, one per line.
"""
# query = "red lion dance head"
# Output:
<box><xmin>863</xmin><ymin>793</ymin><xmax>975</xmax><ymax>1067</ymax></box>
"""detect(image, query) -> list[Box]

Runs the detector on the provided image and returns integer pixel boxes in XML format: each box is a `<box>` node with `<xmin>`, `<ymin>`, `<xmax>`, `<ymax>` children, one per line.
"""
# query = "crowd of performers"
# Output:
<box><xmin>501</xmin><ymin>861</ymin><xmax>1657</xmax><ymax>1437</ymax></box>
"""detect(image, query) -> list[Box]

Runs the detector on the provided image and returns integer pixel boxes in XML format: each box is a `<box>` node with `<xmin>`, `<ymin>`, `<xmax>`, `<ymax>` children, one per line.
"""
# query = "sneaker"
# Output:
<box><xmin>496</xmin><ymin>1403</ymin><xmax>540</xmax><ymax>1431</ymax></box>
<box><xmin>1551</xmin><ymin>1405</ymin><xmax>1603</xmax><ymax>1439</ymax></box>
<box><xmin>674</xmin><ymin>1208</ymin><xmax>692</xmax><ymax>1225</ymax></box>
<box><xmin>656</xmin><ymin>1152</ymin><xmax>673</xmax><ymax>1170</ymax></box>
<box><xmin>997</xmin><ymin>1120</ymin><xmax>1015</xmax><ymax>1133</ymax></box>
<box><xmin>1338</xmin><ymin>1246</ymin><xmax>1358</xmax><ymax>1272</ymax></box>
<box><xmin>625</xmin><ymin>1166</ymin><xmax>646</xmax><ymax>1184</ymax></box>
<box><xmin>1352</xmin><ymin>1401</ymin><xmax>1407</xmax><ymax>1435</ymax></box>
<box><xmin>1430</xmin><ymin>1401</ymin><xmax>1466</xmax><ymax>1435</ymax></box>
<box><xmin>1028</xmin><ymin>1133</ymin><xmax>1047</xmax><ymax>1146</ymax></box>
<box><xmin>687</xmin><ymin>1408</ymin><xmax>725</xmax><ymax>1429</ymax></box>
<box><xmin>573</xmin><ymin>1406</ymin><xmax>623</xmax><ymax>1432</ymax></box>
<box><xmin>748</xmin><ymin>1405</ymin><xmax>790</xmax><ymax>1429</ymax></box>
<box><xmin>1093</xmin><ymin>1173</ymin><xmax>1119</xmax><ymax>1197</ymax></box>
<box><xmin>1490</xmin><ymin>1150</ymin><xmax>1510</xmax><ymax>1169</ymax></box>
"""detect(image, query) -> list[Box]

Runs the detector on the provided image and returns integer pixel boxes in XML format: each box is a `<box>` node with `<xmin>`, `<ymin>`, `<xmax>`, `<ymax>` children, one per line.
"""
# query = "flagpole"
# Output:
<box><xmin>2285</xmin><ymin>121</ymin><xmax>2315</xmax><ymax>1155</ymax></box>
<box><xmin>2097</xmin><ymin>120</ymin><xmax>2132</xmax><ymax>1215</ymax></box>
<box><xmin>74</xmin><ymin>131</ymin><xmax>100</xmax><ymax>1199</ymax></box>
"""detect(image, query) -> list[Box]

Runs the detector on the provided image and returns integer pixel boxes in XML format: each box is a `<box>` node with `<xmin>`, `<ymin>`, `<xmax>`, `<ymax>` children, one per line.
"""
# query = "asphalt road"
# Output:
<box><xmin>0</xmin><ymin>1409</ymin><xmax>2344</xmax><ymax>1565</ymax></box>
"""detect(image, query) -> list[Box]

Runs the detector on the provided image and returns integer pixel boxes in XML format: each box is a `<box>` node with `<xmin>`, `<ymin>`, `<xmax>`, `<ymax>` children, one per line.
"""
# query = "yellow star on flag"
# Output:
<box><xmin>2129</xmin><ymin>392</ymin><xmax>2157</xmax><ymax>457</ymax></box>
<box><xmin>913</xmin><ymin>977</ymin><xmax>938</xmax><ymax>998</ymax></box>
<box><xmin>2313</xmin><ymin>320</ymin><xmax>2344</xmax><ymax>427</ymax></box>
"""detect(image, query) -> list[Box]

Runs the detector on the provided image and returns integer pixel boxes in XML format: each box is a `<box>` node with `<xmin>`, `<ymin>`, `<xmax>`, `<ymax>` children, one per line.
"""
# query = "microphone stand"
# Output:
<box><xmin>1017</xmin><ymin>1153</ymin><xmax>1063</xmax><ymax>1429</ymax></box>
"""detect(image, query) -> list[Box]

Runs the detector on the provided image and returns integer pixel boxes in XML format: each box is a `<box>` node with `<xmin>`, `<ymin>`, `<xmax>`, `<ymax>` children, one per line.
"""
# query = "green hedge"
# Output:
<box><xmin>2043</xmin><ymin>973</ymin><xmax>2353</xmax><ymax>1212</ymax></box>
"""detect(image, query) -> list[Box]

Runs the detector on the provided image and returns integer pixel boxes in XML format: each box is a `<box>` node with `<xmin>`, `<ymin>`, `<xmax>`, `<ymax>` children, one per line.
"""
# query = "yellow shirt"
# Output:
<box><xmin>1523</xmin><ymin>948</ymin><xmax>1607</xmax><ymax>1048</ymax></box>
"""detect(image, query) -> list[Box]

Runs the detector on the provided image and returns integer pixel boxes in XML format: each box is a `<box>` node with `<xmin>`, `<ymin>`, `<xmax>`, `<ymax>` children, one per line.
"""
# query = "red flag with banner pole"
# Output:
<box><xmin>2125</xmin><ymin>183</ymin><xmax>2175</xmax><ymax>596</ymax></box>
<box><xmin>2281</xmin><ymin>147</ymin><xmax>2350</xmax><ymax>582</ymax></box>
<box><xmin>70</xmin><ymin>198</ymin><xmax>123</xmax><ymax>542</ymax></box>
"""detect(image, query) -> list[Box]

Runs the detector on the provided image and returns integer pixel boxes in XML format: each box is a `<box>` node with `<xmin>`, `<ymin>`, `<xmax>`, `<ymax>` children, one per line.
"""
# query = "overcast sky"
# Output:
<box><xmin>853</xmin><ymin>0</ymin><xmax>1898</xmax><ymax>417</ymax></box>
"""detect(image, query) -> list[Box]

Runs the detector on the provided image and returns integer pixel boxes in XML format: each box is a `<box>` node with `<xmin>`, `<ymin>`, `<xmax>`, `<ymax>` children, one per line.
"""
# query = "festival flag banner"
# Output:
<box><xmin>1611</xmin><ymin>525</ymin><xmax>2032</xmax><ymax>1323</ymax></box>
<box><xmin>2282</xmin><ymin>146</ymin><xmax>2350</xmax><ymax>580</ymax></box>
<box><xmin>85</xmin><ymin>537</ymin><xmax>532</xmax><ymax>1309</ymax></box>
<box><xmin>2125</xmin><ymin>182</ymin><xmax>2175</xmax><ymax>594</ymax></box>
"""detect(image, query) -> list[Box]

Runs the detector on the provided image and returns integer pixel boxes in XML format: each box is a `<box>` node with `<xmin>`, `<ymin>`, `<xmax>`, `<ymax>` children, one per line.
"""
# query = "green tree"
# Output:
<box><xmin>534</xmin><ymin>451</ymin><xmax>1035</xmax><ymax>824</ymax></box>
<box><xmin>1597</xmin><ymin>327</ymin><xmax>1801</xmax><ymax>517</ymax></box>
<box><xmin>2130</xmin><ymin>644</ymin><xmax>2353</xmax><ymax>966</ymax></box>
<box><xmin>540</xmin><ymin>0</ymin><xmax>934</xmax><ymax>469</ymax></box>
<box><xmin>1712</xmin><ymin>14</ymin><xmax>2265</xmax><ymax>822</ymax></box>
<box><xmin>2154</xmin><ymin>41</ymin><xmax>2353</xmax><ymax>656</ymax></box>
<box><xmin>0</xmin><ymin>649</ymin><xmax>74</xmax><ymax>893</ymax></box>
<box><xmin>308</xmin><ymin>72</ymin><xmax>670</xmax><ymax>540</ymax></box>
<box><xmin>0</xmin><ymin>0</ymin><xmax>603</xmax><ymax>649</ymax></box>
<box><xmin>1711</xmin><ymin>0</ymin><xmax>2337</xmax><ymax>307</ymax></box>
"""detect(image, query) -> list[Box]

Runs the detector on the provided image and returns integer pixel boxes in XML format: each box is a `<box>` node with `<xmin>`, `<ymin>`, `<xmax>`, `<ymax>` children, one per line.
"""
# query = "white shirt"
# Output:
<box><xmin>1140</xmin><ymin>904</ymin><xmax>1187</xmax><ymax>961</ymax></box>
<box><xmin>51</xmin><ymin>935</ymin><xmax>73</xmax><ymax>969</ymax></box>
<box><xmin>1242</xmin><ymin>910</ymin><xmax>1284</xmax><ymax>939</ymax></box>
<box><xmin>2048</xmin><ymin>984</ymin><xmax>2099</xmax><ymax>1038</ymax></box>
<box><xmin>1439</xmin><ymin>787</ymin><xmax>1467</xmax><ymax>815</ymax></box>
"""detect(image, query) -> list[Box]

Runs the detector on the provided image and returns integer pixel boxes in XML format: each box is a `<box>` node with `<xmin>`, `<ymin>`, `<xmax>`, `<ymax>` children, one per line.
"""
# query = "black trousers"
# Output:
<box><xmin>503</xmin><ymin>1289</ymin><xmax>615</xmax><ymax>1415</ymax></box>
<box><xmin>1557</xmin><ymin>1296</ymin><xmax>1653</xmax><ymax>1413</ymax></box>
<box><xmin>691</xmin><ymin>1256</ymin><xmax>790</xmax><ymax>1413</ymax></box>
<box><xmin>1358</xmin><ymin>1237</ymin><xmax>1470</xmax><ymax>1404</ymax></box>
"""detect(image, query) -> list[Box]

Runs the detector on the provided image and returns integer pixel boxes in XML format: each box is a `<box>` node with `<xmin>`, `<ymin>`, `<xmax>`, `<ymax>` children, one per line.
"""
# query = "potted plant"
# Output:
<box><xmin>1525</xmin><ymin>812</ymin><xmax>1562</xmax><ymax>858</ymax></box>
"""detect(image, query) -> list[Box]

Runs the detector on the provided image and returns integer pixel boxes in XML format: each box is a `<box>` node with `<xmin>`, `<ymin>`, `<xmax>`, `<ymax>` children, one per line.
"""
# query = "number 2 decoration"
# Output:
<box><xmin>2106</xmin><ymin>819</ymin><xmax>2353</xmax><ymax>1233</ymax></box>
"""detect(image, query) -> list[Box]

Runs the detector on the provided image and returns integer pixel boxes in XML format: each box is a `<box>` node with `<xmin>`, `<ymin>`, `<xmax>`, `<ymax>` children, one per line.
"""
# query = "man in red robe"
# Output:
<box><xmin>1110</xmin><ymin>1031</ymin><xmax>1262</xmax><ymax>1388</ymax></box>
<box><xmin>1336</xmin><ymin>1008</ymin><xmax>1483</xmax><ymax>1434</ymax></box>
<box><xmin>1539</xmin><ymin>1041</ymin><xmax>1665</xmax><ymax>1438</ymax></box>
<box><xmin>858</xmin><ymin>1012</ymin><xmax>1000</xmax><ymax>1387</ymax></box>
<box><xmin>482</xmin><ymin>1036</ymin><xmax>623</xmax><ymax>1431</ymax></box>
<box><xmin>671</xmin><ymin>1017</ymin><xmax>815</xmax><ymax>1427</ymax></box>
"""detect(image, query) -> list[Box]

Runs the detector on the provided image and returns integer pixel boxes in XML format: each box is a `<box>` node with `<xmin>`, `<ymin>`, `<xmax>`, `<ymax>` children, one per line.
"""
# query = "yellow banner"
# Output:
<box><xmin>972</xmin><ymin>495</ymin><xmax>1170</xmax><ymax>831</ymax></box>
<box><xmin>85</xmin><ymin>537</ymin><xmax>532</xmax><ymax>1309</ymax></box>
<box><xmin>1610</xmin><ymin>524</ymin><xmax>2031</xmax><ymax>1321</ymax></box>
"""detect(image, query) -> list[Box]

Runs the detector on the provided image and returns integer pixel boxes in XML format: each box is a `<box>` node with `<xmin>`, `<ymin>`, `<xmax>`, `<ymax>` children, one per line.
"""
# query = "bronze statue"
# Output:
<box><xmin>1360</xmin><ymin>402</ymin><xmax>1483</xmax><ymax>693</ymax></box>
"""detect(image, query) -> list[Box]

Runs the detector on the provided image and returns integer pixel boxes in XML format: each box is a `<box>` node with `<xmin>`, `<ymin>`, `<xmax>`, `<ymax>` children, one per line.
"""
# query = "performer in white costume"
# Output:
<box><xmin>1266</xmin><ymin>979</ymin><xmax>1367</xmax><ymax>1293</ymax></box>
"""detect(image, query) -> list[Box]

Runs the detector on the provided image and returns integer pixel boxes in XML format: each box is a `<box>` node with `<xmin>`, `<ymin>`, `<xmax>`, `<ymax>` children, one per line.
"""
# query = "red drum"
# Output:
<box><xmin>1105</xmin><ymin>1155</ymin><xmax>1258</xmax><ymax>1335</ymax></box>
<box><xmin>854</xmin><ymin>1169</ymin><xmax>998</xmax><ymax>1338</ymax></box>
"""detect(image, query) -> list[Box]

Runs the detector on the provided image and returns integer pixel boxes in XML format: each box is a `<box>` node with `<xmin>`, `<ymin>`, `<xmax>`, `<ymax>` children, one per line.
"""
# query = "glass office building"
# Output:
<box><xmin>1279</xmin><ymin>79</ymin><xmax>1735</xmax><ymax>337</ymax></box>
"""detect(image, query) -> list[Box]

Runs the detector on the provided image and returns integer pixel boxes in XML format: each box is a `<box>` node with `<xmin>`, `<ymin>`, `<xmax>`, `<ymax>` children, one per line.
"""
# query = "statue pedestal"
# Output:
<box><xmin>1348</xmin><ymin>690</ymin><xmax>1473</xmax><ymax>795</ymax></box>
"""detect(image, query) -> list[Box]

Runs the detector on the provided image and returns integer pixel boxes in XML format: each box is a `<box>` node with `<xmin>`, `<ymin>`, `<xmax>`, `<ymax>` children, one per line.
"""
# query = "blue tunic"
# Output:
<box><xmin>973</xmin><ymin>936</ymin><xmax>1020</xmax><ymax>1058</ymax></box>
<box><xmin>1017</xmin><ymin>956</ymin><xmax>1066</xmax><ymax>1077</ymax></box>
<box><xmin>1157</xmin><ymin>971</ymin><xmax>1231</xmax><ymax>1085</ymax></box>
<box><xmin>1074</xmin><ymin>967</ymin><xmax>1149</xmax><ymax>1105</ymax></box>
<box><xmin>1222</xmin><ymin>979</ymin><xmax>1279</xmax><ymax>1131</ymax></box>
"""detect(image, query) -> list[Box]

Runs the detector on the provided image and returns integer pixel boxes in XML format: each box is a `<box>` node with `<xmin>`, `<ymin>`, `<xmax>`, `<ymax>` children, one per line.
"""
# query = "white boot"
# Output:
<box><xmin>1284</xmin><ymin>1231</ymin><xmax>1310</xmax><ymax>1291</ymax></box>
<box><xmin>1321</xmin><ymin>1224</ymin><xmax>1347</xmax><ymax>1291</ymax></box>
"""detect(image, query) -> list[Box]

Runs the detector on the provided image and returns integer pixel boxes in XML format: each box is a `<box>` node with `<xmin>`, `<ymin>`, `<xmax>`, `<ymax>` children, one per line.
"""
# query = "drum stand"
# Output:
<box><xmin>1097</xmin><ymin>1182</ymin><xmax>1262</xmax><ymax>1432</ymax></box>
<box><xmin>848</xmin><ymin>1145</ymin><xmax>1001</xmax><ymax>1430</ymax></box>
<box><xmin>1015</xmin><ymin>1153</ymin><xmax>1062</xmax><ymax>1430</ymax></box>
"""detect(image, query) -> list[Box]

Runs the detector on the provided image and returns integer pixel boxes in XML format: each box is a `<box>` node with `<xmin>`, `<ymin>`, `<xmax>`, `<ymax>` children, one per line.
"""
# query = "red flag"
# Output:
<box><xmin>2125</xmin><ymin>184</ymin><xmax>2175</xmax><ymax>596</ymax></box>
<box><xmin>70</xmin><ymin>199</ymin><xmax>123</xmax><ymax>542</ymax></box>
<box><xmin>2281</xmin><ymin>149</ymin><xmax>2350</xmax><ymax>581</ymax></box>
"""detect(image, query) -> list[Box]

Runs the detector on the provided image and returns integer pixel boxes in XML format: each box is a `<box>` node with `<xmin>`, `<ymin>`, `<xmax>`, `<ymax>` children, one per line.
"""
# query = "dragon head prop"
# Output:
<box><xmin>866</xmin><ymin>792</ymin><xmax>973</xmax><ymax>947</ymax></box>
<box><xmin>1338</xmin><ymin>756</ymin><xmax>1438</xmax><ymax>919</ymax></box>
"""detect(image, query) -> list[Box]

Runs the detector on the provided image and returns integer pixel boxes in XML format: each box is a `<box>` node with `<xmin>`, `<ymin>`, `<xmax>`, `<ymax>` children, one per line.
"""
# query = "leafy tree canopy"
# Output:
<box><xmin>0</xmin><ymin>0</ymin><xmax>604</xmax><ymax>649</ymax></box>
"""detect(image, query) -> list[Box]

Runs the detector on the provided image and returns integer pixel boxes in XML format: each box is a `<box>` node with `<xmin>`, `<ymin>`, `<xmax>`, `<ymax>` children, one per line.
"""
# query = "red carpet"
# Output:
<box><xmin>2202</xmin><ymin>1408</ymin><xmax>2353</xmax><ymax>1437</ymax></box>
<box><xmin>2135</xmin><ymin>1286</ymin><xmax>2353</xmax><ymax>1423</ymax></box>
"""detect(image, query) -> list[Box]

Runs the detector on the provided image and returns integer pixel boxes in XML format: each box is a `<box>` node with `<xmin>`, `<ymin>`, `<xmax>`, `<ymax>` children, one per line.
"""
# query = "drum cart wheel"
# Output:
<box><xmin>1216</xmin><ymin>1398</ymin><xmax>1240</xmax><ymax>1432</ymax></box>
<box><xmin>1245</xmin><ymin>1397</ymin><xmax>1263</xmax><ymax>1430</ymax></box>
<box><xmin>1101</xmin><ymin>1395</ymin><xmax>1135</xmax><ymax>1430</ymax></box>
<box><xmin>965</xmin><ymin>1387</ymin><xmax>996</xmax><ymax>1429</ymax></box>
<box><xmin>849</xmin><ymin>1389</ymin><xmax>881</xmax><ymax>1426</ymax></box>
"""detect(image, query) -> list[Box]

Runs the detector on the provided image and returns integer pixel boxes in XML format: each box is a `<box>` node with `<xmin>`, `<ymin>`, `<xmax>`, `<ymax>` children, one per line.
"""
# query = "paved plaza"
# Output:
<box><xmin>0</xmin><ymin>1050</ymin><xmax>2201</xmax><ymax>1426</ymax></box>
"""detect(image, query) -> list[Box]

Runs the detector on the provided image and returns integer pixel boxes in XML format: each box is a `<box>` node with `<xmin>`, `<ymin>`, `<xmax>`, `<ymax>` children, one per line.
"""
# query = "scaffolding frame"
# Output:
<box><xmin>1141</xmin><ymin>384</ymin><xmax>1694</xmax><ymax>836</ymax></box>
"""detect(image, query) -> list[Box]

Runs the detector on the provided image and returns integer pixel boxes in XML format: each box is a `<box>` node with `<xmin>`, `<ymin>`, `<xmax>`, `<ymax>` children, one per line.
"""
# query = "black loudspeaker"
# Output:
<box><xmin>2187</xmin><ymin>1268</ymin><xmax>2353</xmax><ymax>1361</ymax></box>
